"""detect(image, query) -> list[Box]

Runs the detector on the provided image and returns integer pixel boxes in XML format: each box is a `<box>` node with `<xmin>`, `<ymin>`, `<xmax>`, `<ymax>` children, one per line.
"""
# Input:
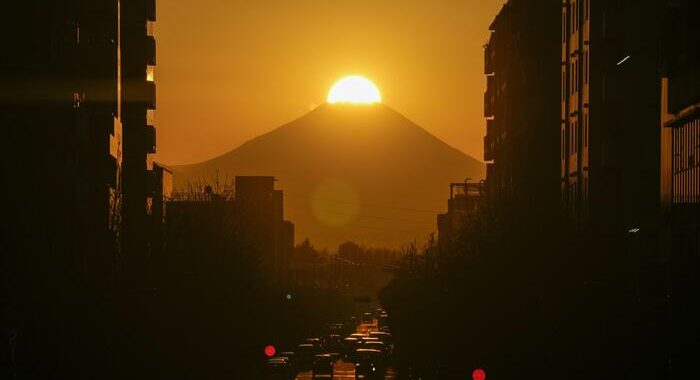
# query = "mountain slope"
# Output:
<box><xmin>172</xmin><ymin>103</ymin><xmax>484</xmax><ymax>249</ymax></box>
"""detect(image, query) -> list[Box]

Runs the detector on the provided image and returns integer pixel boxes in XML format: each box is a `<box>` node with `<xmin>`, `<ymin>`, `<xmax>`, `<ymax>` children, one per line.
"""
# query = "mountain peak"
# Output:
<box><xmin>173</xmin><ymin>105</ymin><xmax>484</xmax><ymax>249</ymax></box>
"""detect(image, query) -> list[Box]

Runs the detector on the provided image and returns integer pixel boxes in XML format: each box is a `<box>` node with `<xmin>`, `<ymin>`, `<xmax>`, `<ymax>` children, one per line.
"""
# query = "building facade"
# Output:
<box><xmin>437</xmin><ymin>181</ymin><xmax>485</xmax><ymax>244</ymax></box>
<box><xmin>166</xmin><ymin>176</ymin><xmax>295</xmax><ymax>286</ymax></box>
<box><xmin>121</xmin><ymin>0</ymin><xmax>157</xmax><ymax>287</ymax></box>
<box><xmin>660</xmin><ymin>0</ymin><xmax>700</xmax><ymax>375</ymax></box>
<box><xmin>483</xmin><ymin>0</ymin><xmax>561</xmax><ymax>218</ymax></box>
<box><xmin>561</xmin><ymin>0</ymin><xmax>665</xmax><ymax>231</ymax></box>
<box><xmin>234</xmin><ymin>176</ymin><xmax>295</xmax><ymax>283</ymax></box>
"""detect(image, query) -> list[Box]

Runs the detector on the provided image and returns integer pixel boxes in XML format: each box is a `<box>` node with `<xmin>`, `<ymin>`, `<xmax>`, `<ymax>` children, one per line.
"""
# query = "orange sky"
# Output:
<box><xmin>156</xmin><ymin>0</ymin><xmax>504</xmax><ymax>165</ymax></box>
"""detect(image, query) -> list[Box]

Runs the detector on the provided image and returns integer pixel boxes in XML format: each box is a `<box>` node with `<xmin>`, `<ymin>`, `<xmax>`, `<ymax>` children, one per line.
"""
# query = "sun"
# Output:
<box><xmin>327</xmin><ymin>76</ymin><xmax>381</xmax><ymax>104</ymax></box>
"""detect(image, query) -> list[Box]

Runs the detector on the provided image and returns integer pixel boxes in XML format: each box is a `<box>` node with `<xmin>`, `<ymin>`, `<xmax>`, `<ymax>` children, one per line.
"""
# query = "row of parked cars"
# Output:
<box><xmin>265</xmin><ymin>310</ymin><xmax>392</xmax><ymax>380</ymax></box>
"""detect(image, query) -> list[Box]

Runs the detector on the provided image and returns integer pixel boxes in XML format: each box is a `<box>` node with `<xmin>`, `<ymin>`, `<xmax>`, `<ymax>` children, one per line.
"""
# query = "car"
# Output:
<box><xmin>360</xmin><ymin>336</ymin><xmax>379</xmax><ymax>345</ymax></box>
<box><xmin>361</xmin><ymin>312</ymin><xmax>374</xmax><ymax>324</ymax></box>
<box><xmin>312</xmin><ymin>353</ymin><xmax>334</xmax><ymax>379</ymax></box>
<box><xmin>296</xmin><ymin>343</ymin><xmax>316</xmax><ymax>369</ymax></box>
<box><xmin>324</xmin><ymin>333</ymin><xmax>342</xmax><ymax>352</ymax></box>
<box><xmin>342</xmin><ymin>337</ymin><xmax>360</xmax><ymax>361</ymax></box>
<box><xmin>354</xmin><ymin>348</ymin><xmax>385</xmax><ymax>379</ymax></box>
<box><xmin>368</xmin><ymin>331</ymin><xmax>392</xmax><ymax>345</ymax></box>
<box><xmin>362</xmin><ymin>341</ymin><xmax>389</xmax><ymax>358</ymax></box>
<box><xmin>266</xmin><ymin>357</ymin><xmax>293</xmax><ymax>380</ymax></box>
<box><xmin>378</xmin><ymin>313</ymin><xmax>389</xmax><ymax>330</ymax></box>
<box><xmin>306</xmin><ymin>337</ymin><xmax>323</xmax><ymax>350</ymax></box>
<box><xmin>278</xmin><ymin>351</ymin><xmax>297</xmax><ymax>372</ymax></box>
<box><xmin>327</xmin><ymin>323</ymin><xmax>347</xmax><ymax>336</ymax></box>
<box><xmin>327</xmin><ymin>352</ymin><xmax>341</xmax><ymax>362</ymax></box>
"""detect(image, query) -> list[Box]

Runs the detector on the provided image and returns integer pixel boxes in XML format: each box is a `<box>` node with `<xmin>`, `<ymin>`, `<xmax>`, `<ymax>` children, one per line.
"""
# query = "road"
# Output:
<box><xmin>295</xmin><ymin>321</ymin><xmax>396</xmax><ymax>379</ymax></box>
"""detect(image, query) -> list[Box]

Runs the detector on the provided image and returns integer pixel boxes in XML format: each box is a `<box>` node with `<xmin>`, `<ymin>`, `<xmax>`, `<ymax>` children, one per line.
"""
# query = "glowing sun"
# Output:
<box><xmin>327</xmin><ymin>76</ymin><xmax>381</xmax><ymax>104</ymax></box>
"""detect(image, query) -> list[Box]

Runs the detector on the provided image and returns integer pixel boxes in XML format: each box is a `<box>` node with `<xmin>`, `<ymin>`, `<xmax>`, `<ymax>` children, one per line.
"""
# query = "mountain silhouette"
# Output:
<box><xmin>172</xmin><ymin>103</ymin><xmax>484</xmax><ymax>249</ymax></box>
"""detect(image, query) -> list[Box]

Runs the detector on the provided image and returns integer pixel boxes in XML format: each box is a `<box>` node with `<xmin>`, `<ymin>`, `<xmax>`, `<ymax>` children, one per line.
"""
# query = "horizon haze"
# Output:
<box><xmin>173</xmin><ymin>102</ymin><xmax>485</xmax><ymax>249</ymax></box>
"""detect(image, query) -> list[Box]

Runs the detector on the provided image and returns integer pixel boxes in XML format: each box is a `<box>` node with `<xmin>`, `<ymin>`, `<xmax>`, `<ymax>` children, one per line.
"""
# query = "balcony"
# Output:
<box><xmin>484</xmin><ymin>119</ymin><xmax>495</xmax><ymax>161</ymax></box>
<box><xmin>484</xmin><ymin>135</ymin><xmax>493</xmax><ymax>161</ymax></box>
<box><xmin>484</xmin><ymin>37</ymin><xmax>495</xmax><ymax>75</ymax></box>
<box><xmin>145</xmin><ymin>36</ymin><xmax>156</xmax><ymax>65</ymax></box>
<box><xmin>484</xmin><ymin>93</ymin><xmax>493</xmax><ymax>118</ymax></box>
<box><xmin>107</xmin><ymin>156</ymin><xmax>118</xmax><ymax>189</ymax></box>
<box><xmin>146</xmin><ymin>0</ymin><xmax>156</xmax><ymax>21</ymax></box>
<box><xmin>484</xmin><ymin>75</ymin><xmax>496</xmax><ymax>118</ymax></box>
<box><xmin>145</xmin><ymin>124</ymin><xmax>156</xmax><ymax>154</ymax></box>
<box><xmin>144</xmin><ymin>81</ymin><xmax>156</xmax><ymax>109</ymax></box>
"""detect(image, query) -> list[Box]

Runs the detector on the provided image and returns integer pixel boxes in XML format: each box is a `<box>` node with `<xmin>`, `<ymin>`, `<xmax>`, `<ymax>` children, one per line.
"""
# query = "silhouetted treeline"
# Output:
<box><xmin>380</xmin><ymin>203</ymin><xmax>667</xmax><ymax>380</ymax></box>
<box><xmin>338</xmin><ymin>241</ymin><xmax>402</xmax><ymax>266</ymax></box>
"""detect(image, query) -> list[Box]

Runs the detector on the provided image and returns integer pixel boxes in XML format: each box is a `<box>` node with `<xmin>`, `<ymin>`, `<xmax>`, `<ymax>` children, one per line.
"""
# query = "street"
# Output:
<box><xmin>294</xmin><ymin>321</ymin><xmax>396</xmax><ymax>380</ymax></box>
<box><xmin>294</xmin><ymin>360</ymin><xmax>396</xmax><ymax>379</ymax></box>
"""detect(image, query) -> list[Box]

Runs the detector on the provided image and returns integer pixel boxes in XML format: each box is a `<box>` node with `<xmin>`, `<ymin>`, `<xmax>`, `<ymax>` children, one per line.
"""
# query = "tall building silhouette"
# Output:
<box><xmin>560</xmin><ymin>0</ymin><xmax>665</xmax><ymax>231</ymax></box>
<box><xmin>660</xmin><ymin>0</ymin><xmax>700</xmax><ymax>375</ymax></box>
<box><xmin>483</xmin><ymin>0</ymin><xmax>560</xmax><ymax>217</ymax></box>
<box><xmin>1</xmin><ymin>1</ymin><xmax>163</xmax><ymax>377</ymax></box>
<box><xmin>121</xmin><ymin>0</ymin><xmax>157</xmax><ymax>288</ymax></box>
<box><xmin>166</xmin><ymin>176</ymin><xmax>295</xmax><ymax>285</ymax></box>
<box><xmin>234</xmin><ymin>176</ymin><xmax>295</xmax><ymax>284</ymax></box>
<box><xmin>1</xmin><ymin>1</ymin><xmax>124</xmax><ymax>377</ymax></box>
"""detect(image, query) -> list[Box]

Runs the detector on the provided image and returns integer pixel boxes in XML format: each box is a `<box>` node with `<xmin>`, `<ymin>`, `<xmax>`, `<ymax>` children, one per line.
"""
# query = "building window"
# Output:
<box><xmin>562</xmin><ymin>70</ymin><xmax>566</xmax><ymax>98</ymax></box>
<box><xmin>146</xmin><ymin>65</ymin><xmax>155</xmax><ymax>82</ymax></box>
<box><xmin>584</xmin><ymin>51</ymin><xmax>588</xmax><ymax>84</ymax></box>
<box><xmin>574</xmin><ymin>121</ymin><xmax>580</xmax><ymax>154</ymax></box>
<box><xmin>583</xmin><ymin>113</ymin><xmax>588</xmax><ymax>148</ymax></box>
<box><xmin>147</xmin><ymin>21</ymin><xmax>156</xmax><ymax>37</ymax></box>
<box><xmin>570</xmin><ymin>62</ymin><xmax>574</xmax><ymax>95</ymax></box>
<box><xmin>147</xmin><ymin>109</ymin><xmax>156</xmax><ymax>126</ymax></box>
<box><xmin>562</xmin><ymin>129</ymin><xmax>565</xmax><ymax>159</ymax></box>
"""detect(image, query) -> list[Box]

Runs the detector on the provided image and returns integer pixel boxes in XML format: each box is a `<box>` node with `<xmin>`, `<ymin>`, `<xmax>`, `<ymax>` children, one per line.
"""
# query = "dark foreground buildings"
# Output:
<box><xmin>1</xmin><ymin>1</ymin><xmax>158</xmax><ymax>377</ymax></box>
<box><xmin>660</xmin><ymin>0</ymin><xmax>700</xmax><ymax>374</ymax></box>
<box><xmin>437</xmin><ymin>181</ymin><xmax>485</xmax><ymax>244</ymax></box>
<box><xmin>561</xmin><ymin>0</ymin><xmax>665</xmax><ymax>233</ymax></box>
<box><xmin>480</xmin><ymin>0</ymin><xmax>698</xmax><ymax>378</ymax></box>
<box><xmin>166</xmin><ymin>176</ymin><xmax>294</xmax><ymax>286</ymax></box>
<box><xmin>483</xmin><ymin>0</ymin><xmax>561</xmax><ymax>218</ymax></box>
<box><xmin>121</xmin><ymin>0</ymin><xmax>158</xmax><ymax>288</ymax></box>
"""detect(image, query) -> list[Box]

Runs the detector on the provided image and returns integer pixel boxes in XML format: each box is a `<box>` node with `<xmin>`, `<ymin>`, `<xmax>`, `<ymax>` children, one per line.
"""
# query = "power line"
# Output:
<box><xmin>284</xmin><ymin>193</ymin><xmax>442</xmax><ymax>214</ymax></box>
<box><xmin>284</xmin><ymin>201</ymin><xmax>436</xmax><ymax>225</ymax></box>
<box><xmin>341</xmin><ymin>223</ymin><xmax>435</xmax><ymax>235</ymax></box>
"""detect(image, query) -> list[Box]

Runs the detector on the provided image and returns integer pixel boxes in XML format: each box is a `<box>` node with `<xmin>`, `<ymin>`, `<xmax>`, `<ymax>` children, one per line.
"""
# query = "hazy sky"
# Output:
<box><xmin>156</xmin><ymin>0</ymin><xmax>504</xmax><ymax>165</ymax></box>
